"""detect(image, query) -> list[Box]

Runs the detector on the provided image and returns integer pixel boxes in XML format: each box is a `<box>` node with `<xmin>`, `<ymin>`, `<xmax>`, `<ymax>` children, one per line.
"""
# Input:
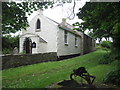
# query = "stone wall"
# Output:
<box><xmin>2</xmin><ymin>52</ymin><xmax>57</xmax><ymax>70</ymax></box>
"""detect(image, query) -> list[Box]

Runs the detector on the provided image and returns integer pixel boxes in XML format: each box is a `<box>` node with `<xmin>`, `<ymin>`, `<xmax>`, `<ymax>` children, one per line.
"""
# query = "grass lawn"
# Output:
<box><xmin>2</xmin><ymin>50</ymin><xmax>117</xmax><ymax>88</ymax></box>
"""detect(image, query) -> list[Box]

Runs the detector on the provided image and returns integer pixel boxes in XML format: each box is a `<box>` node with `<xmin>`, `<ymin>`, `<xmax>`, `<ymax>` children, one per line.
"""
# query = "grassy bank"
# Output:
<box><xmin>2</xmin><ymin>50</ymin><xmax>117</xmax><ymax>88</ymax></box>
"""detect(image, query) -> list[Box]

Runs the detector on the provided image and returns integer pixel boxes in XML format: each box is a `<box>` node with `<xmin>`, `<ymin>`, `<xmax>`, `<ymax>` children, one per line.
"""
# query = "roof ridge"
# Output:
<box><xmin>45</xmin><ymin>17</ymin><xmax>59</xmax><ymax>24</ymax></box>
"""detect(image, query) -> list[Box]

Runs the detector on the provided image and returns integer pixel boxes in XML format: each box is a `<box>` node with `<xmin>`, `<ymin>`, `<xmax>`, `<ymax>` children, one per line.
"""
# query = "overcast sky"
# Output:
<box><xmin>12</xmin><ymin>0</ymin><xmax>111</xmax><ymax>42</ymax></box>
<box><xmin>28</xmin><ymin>0</ymin><xmax>90</xmax><ymax>25</ymax></box>
<box><xmin>13</xmin><ymin>0</ymin><xmax>90</xmax><ymax>36</ymax></box>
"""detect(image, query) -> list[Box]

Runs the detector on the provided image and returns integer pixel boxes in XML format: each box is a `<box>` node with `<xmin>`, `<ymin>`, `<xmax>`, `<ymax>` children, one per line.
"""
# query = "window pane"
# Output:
<box><xmin>36</xmin><ymin>19</ymin><xmax>40</xmax><ymax>29</ymax></box>
<box><xmin>75</xmin><ymin>35</ymin><xmax>77</xmax><ymax>45</ymax></box>
<box><xmin>64</xmin><ymin>31</ymin><xmax>68</xmax><ymax>43</ymax></box>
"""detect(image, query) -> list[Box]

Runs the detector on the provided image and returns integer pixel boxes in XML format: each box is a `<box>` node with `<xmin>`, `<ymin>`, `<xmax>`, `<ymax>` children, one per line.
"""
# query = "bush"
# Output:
<box><xmin>99</xmin><ymin>53</ymin><xmax>114</xmax><ymax>64</ymax></box>
<box><xmin>101</xmin><ymin>41</ymin><xmax>112</xmax><ymax>49</ymax></box>
<box><xmin>111</xmin><ymin>48</ymin><xmax>120</xmax><ymax>60</ymax></box>
<box><xmin>2</xmin><ymin>35</ymin><xmax>19</xmax><ymax>54</ymax></box>
<box><xmin>99</xmin><ymin>50</ymin><xmax>120</xmax><ymax>64</ymax></box>
<box><xmin>103</xmin><ymin>69</ymin><xmax>120</xmax><ymax>86</ymax></box>
<box><xmin>2</xmin><ymin>48</ymin><xmax>10</xmax><ymax>54</ymax></box>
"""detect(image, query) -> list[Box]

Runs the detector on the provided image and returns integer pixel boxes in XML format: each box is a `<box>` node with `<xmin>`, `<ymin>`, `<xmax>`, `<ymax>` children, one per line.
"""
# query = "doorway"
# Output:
<box><xmin>23</xmin><ymin>37</ymin><xmax>32</xmax><ymax>54</ymax></box>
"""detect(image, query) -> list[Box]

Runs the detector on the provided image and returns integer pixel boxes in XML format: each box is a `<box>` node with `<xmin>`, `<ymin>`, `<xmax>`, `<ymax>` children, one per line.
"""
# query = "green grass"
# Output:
<box><xmin>2</xmin><ymin>50</ymin><xmax>117</xmax><ymax>88</ymax></box>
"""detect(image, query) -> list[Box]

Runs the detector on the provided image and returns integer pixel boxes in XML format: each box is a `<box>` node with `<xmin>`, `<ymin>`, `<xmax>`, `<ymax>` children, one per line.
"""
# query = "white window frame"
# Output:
<box><xmin>75</xmin><ymin>35</ymin><xmax>78</xmax><ymax>47</ymax></box>
<box><xmin>64</xmin><ymin>31</ymin><xmax>68</xmax><ymax>45</ymax></box>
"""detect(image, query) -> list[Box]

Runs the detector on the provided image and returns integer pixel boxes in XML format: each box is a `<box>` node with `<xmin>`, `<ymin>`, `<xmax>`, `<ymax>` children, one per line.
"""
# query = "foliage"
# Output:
<box><xmin>19</xmin><ymin>51</ymin><xmax>26</xmax><ymax>54</ymax></box>
<box><xmin>99</xmin><ymin>49</ymin><xmax>120</xmax><ymax>64</ymax></box>
<box><xmin>72</xmin><ymin>22</ymin><xmax>85</xmax><ymax>33</ymax></box>
<box><xmin>76</xmin><ymin>2</ymin><xmax>120</xmax><ymax>51</ymax></box>
<box><xmin>2</xmin><ymin>35</ymin><xmax>19</xmax><ymax>54</ymax></box>
<box><xmin>2</xmin><ymin>48</ymin><xmax>10</xmax><ymax>55</ymax></box>
<box><xmin>96</xmin><ymin>43</ymin><xmax>110</xmax><ymax>52</ymax></box>
<box><xmin>103</xmin><ymin>68</ymin><xmax>120</xmax><ymax>86</ymax></box>
<box><xmin>2</xmin><ymin>0</ymin><xmax>77</xmax><ymax>35</ymax></box>
<box><xmin>101</xmin><ymin>41</ymin><xmax>112</xmax><ymax>49</ymax></box>
<box><xmin>99</xmin><ymin>53</ymin><xmax>115</xmax><ymax>64</ymax></box>
<box><xmin>88</xmin><ymin>31</ymin><xmax>96</xmax><ymax>39</ymax></box>
<box><xmin>111</xmin><ymin>49</ymin><xmax>120</xmax><ymax>61</ymax></box>
<box><xmin>2</xmin><ymin>2</ymin><xmax>53</xmax><ymax>34</ymax></box>
<box><xmin>2</xmin><ymin>50</ymin><xmax>114</xmax><ymax>88</ymax></box>
<box><xmin>112</xmin><ymin>22</ymin><xmax>120</xmax><ymax>49</ymax></box>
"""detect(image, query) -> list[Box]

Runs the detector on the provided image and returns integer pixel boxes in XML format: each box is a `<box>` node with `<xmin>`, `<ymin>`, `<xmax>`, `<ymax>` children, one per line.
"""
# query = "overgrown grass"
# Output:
<box><xmin>2</xmin><ymin>50</ymin><xmax>117</xmax><ymax>88</ymax></box>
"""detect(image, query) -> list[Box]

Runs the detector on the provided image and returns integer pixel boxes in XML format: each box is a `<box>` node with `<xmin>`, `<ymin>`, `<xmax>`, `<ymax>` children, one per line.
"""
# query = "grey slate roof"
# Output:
<box><xmin>46</xmin><ymin>17</ymin><xmax>82</xmax><ymax>37</ymax></box>
<box><xmin>58</xmin><ymin>22</ymin><xmax>82</xmax><ymax>37</ymax></box>
<box><xmin>46</xmin><ymin>17</ymin><xmax>59</xmax><ymax>24</ymax></box>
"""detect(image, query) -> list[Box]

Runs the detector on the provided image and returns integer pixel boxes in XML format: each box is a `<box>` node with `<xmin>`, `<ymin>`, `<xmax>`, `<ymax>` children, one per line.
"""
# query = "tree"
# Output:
<box><xmin>2</xmin><ymin>35</ymin><xmax>19</xmax><ymax>54</ymax></box>
<box><xmin>2</xmin><ymin>0</ymin><xmax>78</xmax><ymax>34</ymax></box>
<box><xmin>76</xmin><ymin>2</ymin><xmax>120</xmax><ymax>51</ymax></box>
<box><xmin>2</xmin><ymin>1</ymin><xmax>54</xmax><ymax>54</ymax></box>
<box><xmin>2</xmin><ymin>2</ymin><xmax>53</xmax><ymax>34</ymax></box>
<box><xmin>72</xmin><ymin>22</ymin><xmax>85</xmax><ymax>33</ymax></box>
<box><xmin>2</xmin><ymin>0</ymin><xmax>79</xmax><ymax>54</ymax></box>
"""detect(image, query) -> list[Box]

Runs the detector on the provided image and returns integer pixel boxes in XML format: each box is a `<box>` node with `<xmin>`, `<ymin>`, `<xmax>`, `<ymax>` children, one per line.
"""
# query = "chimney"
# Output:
<box><xmin>61</xmin><ymin>18</ymin><xmax>67</xmax><ymax>26</ymax></box>
<box><xmin>62</xmin><ymin>18</ymin><xmax>67</xmax><ymax>23</ymax></box>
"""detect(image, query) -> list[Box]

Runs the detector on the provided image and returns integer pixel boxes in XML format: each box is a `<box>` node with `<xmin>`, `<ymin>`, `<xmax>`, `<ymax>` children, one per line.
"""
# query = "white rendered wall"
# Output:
<box><xmin>19</xmin><ymin>34</ymin><xmax>41</xmax><ymax>54</ymax></box>
<box><xmin>57</xmin><ymin>29</ymin><xmax>81</xmax><ymax>56</ymax></box>
<box><xmin>75</xmin><ymin>31</ymin><xmax>84</xmax><ymax>55</ymax></box>
<box><xmin>20</xmin><ymin>11</ymin><xmax>58</xmax><ymax>54</ymax></box>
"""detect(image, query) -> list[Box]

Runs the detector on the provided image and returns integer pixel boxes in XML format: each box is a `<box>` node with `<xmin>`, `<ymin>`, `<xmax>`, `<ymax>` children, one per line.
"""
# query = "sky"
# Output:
<box><xmin>13</xmin><ymin>0</ymin><xmax>90</xmax><ymax>36</ymax></box>
<box><xmin>11</xmin><ymin>0</ymin><xmax>113</xmax><ymax>43</ymax></box>
<box><xmin>28</xmin><ymin>0</ymin><xmax>90</xmax><ymax>25</ymax></box>
<box><xmin>27</xmin><ymin>0</ymin><xmax>120</xmax><ymax>24</ymax></box>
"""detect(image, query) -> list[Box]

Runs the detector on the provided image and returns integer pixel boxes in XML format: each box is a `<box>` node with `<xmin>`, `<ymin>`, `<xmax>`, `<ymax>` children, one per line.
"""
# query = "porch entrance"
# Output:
<box><xmin>23</xmin><ymin>37</ymin><xmax>32</xmax><ymax>54</ymax></box>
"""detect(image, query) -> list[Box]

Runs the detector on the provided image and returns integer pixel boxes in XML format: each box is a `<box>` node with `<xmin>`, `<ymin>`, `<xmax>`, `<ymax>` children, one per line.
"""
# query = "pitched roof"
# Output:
<box><xmin>20</xmin><ymin>33</ymin><xmax>47</xmax><ymax>43</ymax></box>
<box><xmin>58</xmin><ymin>22</ymin><xmax>82</xmax><ymax>37</ymax></box>
<box><xmin>47</xmin><ymin>18</ymin><xmax>94</xmax><ymax>39</ymax></box>
<box><xmin>46</xmin><ymin>17</ymin><xmax>59</xmax><ymax>24</ymax></box>
<box><xmin>46</xmin><ymin>17</ymin><xmax>82</xmax><ymax>37</ymax></box>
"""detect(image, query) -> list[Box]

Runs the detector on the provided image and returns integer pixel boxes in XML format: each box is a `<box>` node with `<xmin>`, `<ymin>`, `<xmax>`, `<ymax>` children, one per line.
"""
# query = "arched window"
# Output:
<box><xmin>36</xmin><ymin>19</ymin><xmax>41</xmax><ymax>31</ymax></box>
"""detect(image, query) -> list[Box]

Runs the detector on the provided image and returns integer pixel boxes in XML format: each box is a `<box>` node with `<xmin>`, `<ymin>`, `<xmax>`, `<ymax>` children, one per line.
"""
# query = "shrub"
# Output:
<box><xmin>2</xmin><ymin>48</ymin><xmax>10</xmax><ymax>54</ymax></box>
<box><xmin>101</xmin><ymin>41</ymin><xmax>112</xmax><ymax>49</ymax></box>
<box><xmin>99</xmin><ymin>53</ymin><xmax>114</xmax><ymax>64</ymax></box>
<box><xmin>103</xmin><ymin>69</ymin><xmax>120</xmax><ymax>86</ymax></box>
<box><xmin>111</xmin><ymin>48</ymin><xmax>120</xmax><ymax>60</ymax></box>
<box><xmin>2</xmin><ymin>35</ymin><xmax>19</xmax><ymax>54</ymax></box>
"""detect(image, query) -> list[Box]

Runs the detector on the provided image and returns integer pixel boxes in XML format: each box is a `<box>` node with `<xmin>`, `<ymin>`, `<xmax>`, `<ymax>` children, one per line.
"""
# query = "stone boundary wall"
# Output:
<box><xmin>2</xmin><ymin>52</ymin><xmax>57</xmax><ymax>70</ymax></box>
